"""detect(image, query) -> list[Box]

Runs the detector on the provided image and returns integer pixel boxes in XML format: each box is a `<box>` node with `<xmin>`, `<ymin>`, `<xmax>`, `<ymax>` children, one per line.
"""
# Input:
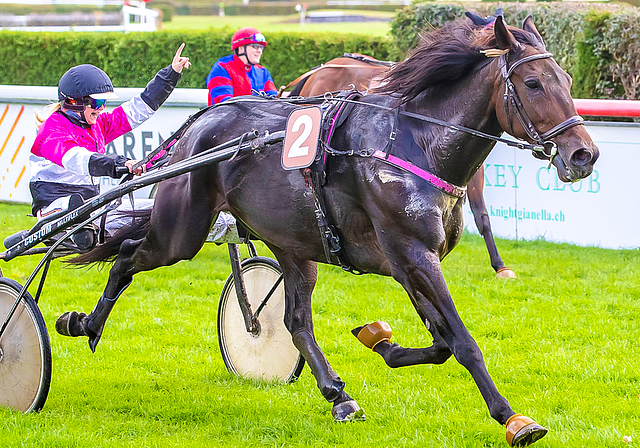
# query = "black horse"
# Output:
<box><xmin>61</xmin><ymin>16</ymin><xmax>597</xmax><ymax>446</ymax></box>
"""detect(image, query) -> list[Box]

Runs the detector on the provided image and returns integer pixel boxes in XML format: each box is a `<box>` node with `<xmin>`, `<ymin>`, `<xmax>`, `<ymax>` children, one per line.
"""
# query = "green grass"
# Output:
<box><xmin>162</xmin><ymin>12</ymin><xmax>393</xmax><ymax>36</ymax></box>
<box><xmin>1</xmin><ymin>201</ymin><xmax>639</xmax><ymax>447</ymax></box>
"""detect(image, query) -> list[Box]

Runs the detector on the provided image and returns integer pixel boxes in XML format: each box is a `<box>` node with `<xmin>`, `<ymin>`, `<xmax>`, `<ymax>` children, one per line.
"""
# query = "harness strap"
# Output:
<box><xmin>540</xmin><ymin>115</ymin><xmax>584</xmax><ymax>140</ymax></box>
<box><xmin>382</xmin><ymin>106</ymin><xmax>400</xmax><ymax>159</ymax></box>
<box><xmin>372</xmin><ymin>150</ymin><xmax>466</xmax><ymax>198</ymax></box>
<box><xmin>499</xmin><ymin>52</ymin><xmax>584</xmax><ymax>159</ymax></box>
<box><xmin>131</xmin><ymin>104</ymin><xmax>216</xmax><ymax>172</ymax></box>
<box><xmin>342</xmin><ymin>52</ymin><xmax>395</xmax><ymax>67</ymax></box>
<box><xmin>302</xmin><ymin>168</ymin><xmax>363</xmax><ymax>274</ymax></box>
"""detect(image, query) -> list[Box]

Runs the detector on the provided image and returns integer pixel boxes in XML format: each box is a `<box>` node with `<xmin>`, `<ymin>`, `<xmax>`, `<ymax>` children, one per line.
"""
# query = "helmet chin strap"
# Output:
<box><xmin>61</xmin><ymin>101</ymin><xmax>90</xmax><ymax>128</ymax></box>
<box><xmin>235</xmin><ymin>47</ymin><xmax>253</xmax><ymax>66</ymax></box>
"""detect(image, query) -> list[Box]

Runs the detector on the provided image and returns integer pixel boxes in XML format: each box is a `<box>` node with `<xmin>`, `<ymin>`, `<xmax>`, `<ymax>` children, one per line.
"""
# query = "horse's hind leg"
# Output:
<box><xmin>56</xmin><ymin>237</ymin><xmax>144</xmax><ymax>352</ymax></box>
<box><xmin>57</xmin><ymin>185</ymin><xmax>216</xmax><ymax>352</ymax></box>
<box><xmin>468</xmin><ymin>168</ymin><xmax>515</xmax><ymax>278</ymax></box>
<box><xmin>274</xmin><ymin>250</ymin><xmax>363</xmax><ymax>421</ymax></box>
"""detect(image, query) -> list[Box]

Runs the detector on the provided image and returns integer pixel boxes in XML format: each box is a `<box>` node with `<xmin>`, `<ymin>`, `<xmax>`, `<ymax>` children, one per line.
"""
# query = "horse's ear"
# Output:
<box><xmin>522</xmin><ymin>15</ymin><xmax>545</xmax><ymax>48</ymax></box>
<box><xmin>494</xmin><ymin>15</ymin><xmax>523</xmax><ymax>52</ymax></box>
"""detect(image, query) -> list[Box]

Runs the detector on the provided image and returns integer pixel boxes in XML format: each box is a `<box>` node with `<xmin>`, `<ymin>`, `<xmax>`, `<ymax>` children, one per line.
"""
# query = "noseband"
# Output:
<box><xmin>500</xmin><ymin>52</ymin><xmax>584</xmax><ymax>164</ymax></box>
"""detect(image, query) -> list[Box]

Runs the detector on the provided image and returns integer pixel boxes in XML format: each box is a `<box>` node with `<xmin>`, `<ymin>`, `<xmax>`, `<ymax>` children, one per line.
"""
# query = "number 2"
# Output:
<box><xmin>287</xmin><ymin>114</ymin><xmax>313</xmax><ymax>158</ymax></box>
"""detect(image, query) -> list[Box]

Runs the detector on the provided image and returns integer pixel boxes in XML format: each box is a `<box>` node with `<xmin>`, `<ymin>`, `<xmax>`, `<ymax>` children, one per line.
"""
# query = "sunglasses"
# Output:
<box><xmin>248</xmin><ymin>43</ymin><xmax>264</xmax><ymax>50</ymax></box>
<box><xmin>89</xmin><ymin>97</ymin><xmax>107</xmax><ymax>109</ymax></box>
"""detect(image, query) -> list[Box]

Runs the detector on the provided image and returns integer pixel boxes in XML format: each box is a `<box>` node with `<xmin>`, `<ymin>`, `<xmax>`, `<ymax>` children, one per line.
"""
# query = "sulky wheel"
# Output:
<box><xmin>218</xmin><ymin>257</ymin><xmax>304</xmax><ymax>383</ymax></box>
<box><xmin>0</xmin><ymin>277</ymin><xmax>52</xmax><ymax>413</ymax></box>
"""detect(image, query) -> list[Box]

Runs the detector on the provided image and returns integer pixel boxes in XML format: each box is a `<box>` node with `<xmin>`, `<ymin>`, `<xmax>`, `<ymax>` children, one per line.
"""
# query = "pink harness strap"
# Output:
<box><xmin>372</xmin><ymin>150</ymin><xmax>466</xmax><ymax>198</ymax></box>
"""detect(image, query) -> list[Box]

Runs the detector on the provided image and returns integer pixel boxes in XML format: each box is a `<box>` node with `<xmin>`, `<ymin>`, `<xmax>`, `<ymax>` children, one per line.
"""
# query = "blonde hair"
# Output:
<box><xmin>35</xmin><ymin>101</ymin><xmax>63</xmax><ymax>127</ymax></box>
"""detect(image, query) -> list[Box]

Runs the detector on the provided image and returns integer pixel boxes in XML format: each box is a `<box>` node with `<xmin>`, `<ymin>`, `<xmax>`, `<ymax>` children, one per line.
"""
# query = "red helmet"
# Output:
<box><xmin>231</xmin><ymin>27</ymin><xmax>267</xmax><ymax>51</ymax></box>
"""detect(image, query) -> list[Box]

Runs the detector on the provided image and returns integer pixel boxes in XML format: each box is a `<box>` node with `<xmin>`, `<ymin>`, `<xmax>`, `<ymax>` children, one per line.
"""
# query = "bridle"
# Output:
<box><xmin>499</xmin><ymin>52</ymin><xmax>584</xmax><ymax>165</ymax></box>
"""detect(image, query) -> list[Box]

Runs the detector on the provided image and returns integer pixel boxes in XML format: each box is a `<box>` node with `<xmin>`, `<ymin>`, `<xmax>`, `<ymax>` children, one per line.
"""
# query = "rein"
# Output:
<box><xmin>314</xmin><ymin>50</ymin><xmax>585</xmax><ymax>198</ymax></box>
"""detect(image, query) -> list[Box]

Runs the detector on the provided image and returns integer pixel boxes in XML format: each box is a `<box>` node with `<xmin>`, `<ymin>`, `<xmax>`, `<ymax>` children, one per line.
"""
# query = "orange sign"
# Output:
<box><xmin>281</xmin><ymin>106</ymin><xmax>322</xmax><ymax>170</ymax></box>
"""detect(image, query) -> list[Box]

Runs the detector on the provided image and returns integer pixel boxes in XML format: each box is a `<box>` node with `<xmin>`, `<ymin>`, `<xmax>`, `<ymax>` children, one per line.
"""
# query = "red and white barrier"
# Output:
<box><xmin>574</xmin><ymin>99</ymin><xmax>640</xmax><ymax>117</ymax></box>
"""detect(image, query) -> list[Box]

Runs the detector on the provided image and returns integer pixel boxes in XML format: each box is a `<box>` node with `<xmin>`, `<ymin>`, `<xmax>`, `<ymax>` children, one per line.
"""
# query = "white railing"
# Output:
<box><xmin>0</xmin><ymin>0</ymin><xmax>157</xmax><ymax>32</ymax></box>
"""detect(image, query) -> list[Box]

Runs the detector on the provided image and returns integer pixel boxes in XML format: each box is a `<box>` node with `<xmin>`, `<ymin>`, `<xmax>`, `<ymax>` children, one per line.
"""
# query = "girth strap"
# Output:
<box><xmin>302</xmin><ymin>168</ymin><xmax>363</xmax><ymax>274</ymax></box>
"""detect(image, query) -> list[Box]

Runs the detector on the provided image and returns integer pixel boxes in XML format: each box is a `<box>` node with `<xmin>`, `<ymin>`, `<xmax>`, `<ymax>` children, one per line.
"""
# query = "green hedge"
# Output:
<box><xmin>388</xmin><ymin>2</ymin><xmax>640</xmax><ymax>99</ymax></box>
<box><xmin>3</xmin><ymin>2</ymin><xmax>639</xmax><ymax>100</ymax></box>
<box><xmin>0</xmin><ymin>29</ymin><xmax>390</xmax><ymax>90</ymax></box>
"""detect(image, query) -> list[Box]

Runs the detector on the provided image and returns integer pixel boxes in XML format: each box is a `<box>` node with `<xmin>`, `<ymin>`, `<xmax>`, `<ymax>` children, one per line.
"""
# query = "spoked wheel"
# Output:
<box><xmin>218</xmin><ymin>257</ymin><xmax>304</xmax><ymax>383</ymax></box>
<box><xmin>0</xmin><ymin>277</ymin><xmax>52</xmax><ymax>413</ymax></box>
<box><xmin>148</xmin><ymin>184</ymin><xmax>158</xmax><ymax>199</ymax></box>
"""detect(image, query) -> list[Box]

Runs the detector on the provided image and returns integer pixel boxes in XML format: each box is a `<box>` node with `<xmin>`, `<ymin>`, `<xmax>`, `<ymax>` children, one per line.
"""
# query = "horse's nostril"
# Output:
<box><xmin>570</xmin><ymin>148</ymin><xmax>593</xmax><ymax>167</ymax></box>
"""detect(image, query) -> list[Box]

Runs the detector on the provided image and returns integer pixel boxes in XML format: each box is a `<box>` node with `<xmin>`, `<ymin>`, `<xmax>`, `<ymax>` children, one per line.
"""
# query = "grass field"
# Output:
<box><xmin>162</xmin><ymin>12</ymin><xmax>393</xmax><ymax>36</ymax></box>
<box><xmin>1</xmin><ymin>201</ymin><xmax>639</xmax><ymax>447</ymax></box>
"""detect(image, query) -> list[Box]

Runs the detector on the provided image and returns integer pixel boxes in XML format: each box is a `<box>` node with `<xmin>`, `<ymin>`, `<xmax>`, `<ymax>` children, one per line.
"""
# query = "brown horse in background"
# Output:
<box><xmin>279</xmin><ymin>53</ymin><xmax>516</xmax><ymax>278</ymax></box>
<box><xmin>278</xmin><ymin>54</ymin><xmax>392</xmax><ymax>97</ymax></box>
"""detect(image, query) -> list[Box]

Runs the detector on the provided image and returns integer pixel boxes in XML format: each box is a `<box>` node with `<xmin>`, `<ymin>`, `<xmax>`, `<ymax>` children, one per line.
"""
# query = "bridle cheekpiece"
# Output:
<box><xmin>498</xmin><ymin>51</ymin><xmax>584</xmax><ymax>167</ymax></box>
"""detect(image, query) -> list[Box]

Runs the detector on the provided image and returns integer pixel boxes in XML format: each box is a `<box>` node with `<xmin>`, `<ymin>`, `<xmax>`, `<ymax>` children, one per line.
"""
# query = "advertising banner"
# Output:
<box><xmin>1</xmin><ymin>86</ymin><xmax>638</xmax><ymax>249</ymax></box>
<box><xmin>462</xmin><ymin>122</ymin><xmax>640</xmax><ymax>249</ymax></box>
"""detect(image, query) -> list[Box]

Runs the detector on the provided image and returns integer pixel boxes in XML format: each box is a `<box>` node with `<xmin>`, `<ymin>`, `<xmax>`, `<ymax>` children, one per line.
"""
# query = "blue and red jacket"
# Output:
<box><xmin>206</xmin><ymin>54</ymin><xmax>276</xmax><ymax>105</ymax></box>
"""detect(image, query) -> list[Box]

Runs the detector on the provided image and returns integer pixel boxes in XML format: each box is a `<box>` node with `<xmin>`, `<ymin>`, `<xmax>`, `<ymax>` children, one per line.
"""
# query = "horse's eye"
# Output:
<box><xmin>524</xmin><ymin>79</ymin><xmax>542</xmax><ymax>90</ymax></box>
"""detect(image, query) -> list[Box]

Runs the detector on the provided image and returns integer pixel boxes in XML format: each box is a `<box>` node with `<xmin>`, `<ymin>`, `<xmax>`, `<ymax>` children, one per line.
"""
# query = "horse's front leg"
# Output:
<box><xmin>272</xmin><ymin>249</ymin><xmax>363</xmax><ymax>421</ymax></box>
<box><xmin>364</xmin><ymin>208</ymin><xmax>547</xmax><ymax>446</ymax></box>
<box><xmin>352</xmin><ymin>320</ymin><xmax>452</xmax><ymax>368</ymax></box>
<box><xmin>382</xmin><ymin>239</ymin><xmax>546</xmax><ymax>446</ymax></box>
<box><xmin>468</xmin><ymin>168</ymin><xmax>515</xmax><ymax>278</ymax></box>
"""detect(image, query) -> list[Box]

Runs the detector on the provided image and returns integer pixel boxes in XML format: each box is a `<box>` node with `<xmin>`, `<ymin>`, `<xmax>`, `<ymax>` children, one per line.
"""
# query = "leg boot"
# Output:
<box><xmin>55</xmin><ymin>311</ymin><xmax>88</xmax><ymax>337</ymax></box>
<box><xmin>84</xmin><ymin>295</ymin><xmax>118</xmax><ymax>353</ymax></box>
<box><xmin>54</xmin><ymin>295</ymin><xmax>117</xmax><ymax>353</ymax></box>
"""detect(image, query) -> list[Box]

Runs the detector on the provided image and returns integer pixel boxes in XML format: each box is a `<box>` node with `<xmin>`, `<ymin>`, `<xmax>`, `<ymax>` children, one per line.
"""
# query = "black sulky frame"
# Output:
<box><xmin>0</xmin><ymin>129</ymin><xmax>285</xmax><ymax>342</ymax></box>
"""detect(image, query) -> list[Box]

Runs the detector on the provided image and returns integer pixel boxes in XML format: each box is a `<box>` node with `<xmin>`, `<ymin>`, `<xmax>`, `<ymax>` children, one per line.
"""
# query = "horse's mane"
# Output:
<box><xmin>376</xmin><ymin>19</ymin><xmax>542</xmax><ymax>102</ymax></box>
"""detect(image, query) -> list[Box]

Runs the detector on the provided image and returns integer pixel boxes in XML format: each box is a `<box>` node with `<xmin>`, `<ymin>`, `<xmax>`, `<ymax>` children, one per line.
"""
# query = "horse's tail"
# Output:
<box><xmin>67</xmin><ymin>209</ymin><xmax>153</xmax><ymax>266</ymax></box>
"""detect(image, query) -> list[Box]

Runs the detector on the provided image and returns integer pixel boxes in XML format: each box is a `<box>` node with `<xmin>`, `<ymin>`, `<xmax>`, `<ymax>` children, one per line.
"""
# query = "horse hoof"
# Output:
<box><xmin>496</xmin><ymin>267</ymin><xmax>516</xmax><ymax>279</ymax></box>
<box><xmin>332</xmin><ymin>400</ymin><xmax>365</xmax><ymax>422</ymax></box>
<box><xmin>352</xmin><ymin>321</ymin><xmax>392</xmax><ymax>350</ymax></box>
<box><xmin>55</xmin><ymin>311</ymin><xmax>87</xmax><ymax>337</ymax></box>
<box><xmin>506</xmin><ymin>414</ymin><xmax>548</xmax><ymax>447</ymax></box>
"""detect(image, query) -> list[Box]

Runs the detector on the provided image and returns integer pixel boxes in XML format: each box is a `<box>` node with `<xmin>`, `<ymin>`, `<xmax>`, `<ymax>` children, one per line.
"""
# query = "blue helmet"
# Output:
<box><xmin>57</xmin><ymin>64</ymin><xmax>118</xmax><ymax>102</ymax></box>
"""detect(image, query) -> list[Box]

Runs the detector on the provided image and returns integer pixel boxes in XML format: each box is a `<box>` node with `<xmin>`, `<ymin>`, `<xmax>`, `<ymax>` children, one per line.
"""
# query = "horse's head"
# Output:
<box><xmin>490</xmin><ymin>16</ymin><xmax>599</xmax><ymax>182</ymax></box>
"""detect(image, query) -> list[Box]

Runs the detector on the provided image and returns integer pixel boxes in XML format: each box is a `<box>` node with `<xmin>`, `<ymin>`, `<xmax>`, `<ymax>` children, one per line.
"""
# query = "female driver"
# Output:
<box><xmin>29</xmin><ymin>44</ymin><xmax>191</xmax><ymax>239</ymax></box>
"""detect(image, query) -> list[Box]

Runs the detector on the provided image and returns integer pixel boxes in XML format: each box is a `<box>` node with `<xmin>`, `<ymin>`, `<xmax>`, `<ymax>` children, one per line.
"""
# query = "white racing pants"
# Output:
<box><xmin>37</xmin><ymin>196</ymin><xmax>240</xmax><ymax>243</ymax></box>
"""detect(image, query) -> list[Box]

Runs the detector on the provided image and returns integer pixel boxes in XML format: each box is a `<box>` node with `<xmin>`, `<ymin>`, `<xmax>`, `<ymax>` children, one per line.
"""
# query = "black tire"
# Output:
<box><xmin>0</xmin><ymin>277</ymin><xmax>52</xmax><ymax>413</ymax></box>
<box><xmin>218</xmin><ymin>257</ymin><xmax>304</xmax><ymax>383</ymax></box>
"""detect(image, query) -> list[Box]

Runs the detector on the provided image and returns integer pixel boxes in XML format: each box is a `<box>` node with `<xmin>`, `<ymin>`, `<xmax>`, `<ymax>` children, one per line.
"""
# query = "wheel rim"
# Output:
<box><xmin>0</xmin><ymin>283</ymin><xmax>48</xmax><ymax>413</ymax></box>
<box><xmin>219</xmin><ymin>261</ymin><xmax>302</xmax><ymax>382</ymax></box>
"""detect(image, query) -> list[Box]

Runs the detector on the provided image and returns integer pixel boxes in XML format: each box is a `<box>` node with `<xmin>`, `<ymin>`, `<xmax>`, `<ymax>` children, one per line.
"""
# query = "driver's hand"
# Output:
<box><xmin>125</xmin><ymin>159</ymin><xmax>146</xmax><ymax>176</ymax></box>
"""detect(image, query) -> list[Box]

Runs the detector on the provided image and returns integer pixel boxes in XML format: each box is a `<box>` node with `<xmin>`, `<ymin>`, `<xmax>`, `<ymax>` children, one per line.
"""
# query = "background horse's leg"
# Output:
<box><xmin>273</xmin><ymin>250</ymin><xmax>362</xmax><ymax>421</ymax></box>
<box><xmin>468</xmin><ymin>168</ymin><xmax>515</xmax><ymax>278</ymax></box>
